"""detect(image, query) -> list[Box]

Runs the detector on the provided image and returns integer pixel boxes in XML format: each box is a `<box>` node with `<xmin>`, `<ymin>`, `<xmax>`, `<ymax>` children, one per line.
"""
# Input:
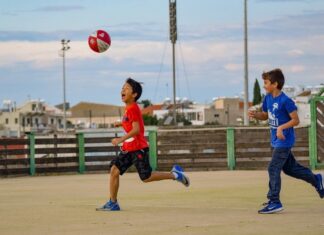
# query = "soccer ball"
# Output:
<box><xmin>88</xmin><ymin>29</ymin><xmax>111</xmax><ymax>53</ymax></box>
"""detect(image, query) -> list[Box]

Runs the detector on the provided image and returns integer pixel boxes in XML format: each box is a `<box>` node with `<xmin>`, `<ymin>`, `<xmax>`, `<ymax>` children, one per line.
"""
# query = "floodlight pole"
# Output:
<box><xmin>243</xmin><ymin>0</ymin><xmax>249</xmax><ymax>126</ymax></box>
<box><xmin>169</xmin><ymin>0</ymin><xmax>177</xmax><ymax>125</ymax></box>
<box><xmin>60</xmin><ymin>39</ymin><xmax>70</xmax><ymax>133</ymax></box>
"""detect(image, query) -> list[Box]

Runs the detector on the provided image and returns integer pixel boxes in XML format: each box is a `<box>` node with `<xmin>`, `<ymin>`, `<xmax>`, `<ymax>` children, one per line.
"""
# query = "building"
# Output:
<box><xmin>152</xmin><ymin>103</ymin><xmax>218</xmax><ymax>126</ymax></box>
<box><xmin>68</xmin><ymin>102</ymin><xmax>124</xmax><ymax>128</ymax></box>
<box><xmin>0</xmin><ymin>100</ymin><xmax>67</xmax><ymax>136</ymax></box>
<box><xmin>283</xmin><ymin>84</ymin><xmax>324</xmax><ymax>98</ymax></box>
<box><xmin>147</xmin><ymin>97</ymin><xmax>252</xmax><ymax>126</ymax></box>
<box><xmin>213</xmin><ymin>97</ymin><xmax>253</xmax><ymax>126</ymax></box>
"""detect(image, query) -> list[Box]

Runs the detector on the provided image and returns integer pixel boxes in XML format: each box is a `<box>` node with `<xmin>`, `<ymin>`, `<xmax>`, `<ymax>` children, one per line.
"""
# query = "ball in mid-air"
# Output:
<box><xmin>88</xmin><ymin>29</ymin><xmax>111</xmax><ymax>53</ymax></box>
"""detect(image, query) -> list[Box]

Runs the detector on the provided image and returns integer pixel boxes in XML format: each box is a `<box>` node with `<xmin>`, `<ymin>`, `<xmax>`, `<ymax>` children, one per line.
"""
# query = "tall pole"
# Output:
<box><xmin>169</xmin><ymin>0</ymin><xmax>177</xmax><ymax>125</ymax></box>
<box><xmin>243</xmin><ymin>0</ymin><xmax>249</xmax><ymax>126</ymax></box>
<box><xmin>60</xmin><ymin>39</ymin><xmax>70</xmax><ymax>133</ymax></box>
<box><xmin>172</xmin><ymin>42</ymin><xmax>176</xmax><ymax>125</ymax></box>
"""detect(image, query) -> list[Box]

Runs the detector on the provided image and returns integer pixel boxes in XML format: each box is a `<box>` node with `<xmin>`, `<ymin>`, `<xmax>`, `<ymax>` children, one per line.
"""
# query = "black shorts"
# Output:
<box><xmin>110</xmin><ymin>147</ymin><xmax>152</xmax><ymax>181</ymax></box>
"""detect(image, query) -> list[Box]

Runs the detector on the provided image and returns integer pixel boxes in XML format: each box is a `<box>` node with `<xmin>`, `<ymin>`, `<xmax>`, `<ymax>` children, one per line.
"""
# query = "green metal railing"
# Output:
<box><xmin>148</xmin><ymin>130</ymin><xmax>157</xmax><ymax>171</ymax></box>
<box><xmin>308</xmin><ymin>88</ymin><xmax>324</xmax><ymax>169</ymax></box>
<box><xmin>226</xmin><ymin>128</ymin><xmax>235</xmax><ymax>170</ymax></box>
<box><xmin>28</xmin><ymin>133</ymin><xmax>36</xmax><ymax>176</ymax></box>
<box><xmin>77</xmin><ymin>133</ymin><xmax>85</xmax><ymax>174</ymax></box>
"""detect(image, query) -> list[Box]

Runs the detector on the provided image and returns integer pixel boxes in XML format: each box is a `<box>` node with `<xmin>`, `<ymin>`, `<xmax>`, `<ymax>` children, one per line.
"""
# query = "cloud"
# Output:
<box><xmin>224</xmin><ymin>63</ymin><xmax>242</xmax><ymax>71</ymax></box>
<box><xmin>31</xmin><ymin>5</ymin><xmax>85</xmax><ymax>12</ymax></box>
<box><xmin>287</xmin><ymin>65</ymin><xmax>305</xmax><ymax>73</ymax></box>
<box><xmin>1</xmin><ymin>6</ymin><xmax>324</xmax><ymax>105</ymax></box>
<box><xmin>250</xmin><ymin>10</ymin><xmax>324</xmax><ymax>40</ymax></box>
<box><xmin>287</xmin><ymin>49</ymin><xmax>304</xmax><ymax>57</ymax></box>
<box><xmin>256</xmin><ymin>0</ymin><xmax>320</xmax><ymax>2</ymax></box>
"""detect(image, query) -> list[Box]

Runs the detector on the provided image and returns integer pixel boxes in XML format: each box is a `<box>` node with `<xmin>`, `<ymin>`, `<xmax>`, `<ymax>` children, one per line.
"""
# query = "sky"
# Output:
<box><xmin>0</xmin><ymin>0</ymin><xmax>324</xmax><ymax>107</ymax></box>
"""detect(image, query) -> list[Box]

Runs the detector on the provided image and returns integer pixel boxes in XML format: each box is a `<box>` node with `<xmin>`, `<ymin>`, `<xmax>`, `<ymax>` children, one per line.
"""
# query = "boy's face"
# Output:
<box><xmin>263</xmin><ymin>79</ymin><xmax>278</xmax><ymax>94</ymax></box>
<box><xmin>121</xmin><ymin>82</ymin><xmax>137</xmax><ymax>104</ymax></box>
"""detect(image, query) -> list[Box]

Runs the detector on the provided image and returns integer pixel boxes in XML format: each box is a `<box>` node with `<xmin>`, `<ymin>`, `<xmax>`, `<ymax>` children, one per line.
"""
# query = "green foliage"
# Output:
<box><xmin>253</xmin><ymin>79</ymin><xmax>262</xmax><ymax>105</ymax></box>
<box><xmin>139</xmin><ymin>99</ymin><xmax>152</xmax><ymax>108</ymax></box>
<box><xmin>143</xmin><ymin>114</ymin><xmax>158</xmax><ymax>125</ymax></box>
<box><xmin>176</xmin><ymin>114</ymin><xmax>192</xmax><ymax>126</ymax></box>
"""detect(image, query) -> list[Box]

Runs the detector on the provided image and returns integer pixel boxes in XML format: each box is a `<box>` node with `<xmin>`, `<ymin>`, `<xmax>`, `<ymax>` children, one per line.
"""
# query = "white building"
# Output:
<box><xmin>0</xmin><ymin>100</ymin><xmax>68</xmax><ymax>136</ymax></box>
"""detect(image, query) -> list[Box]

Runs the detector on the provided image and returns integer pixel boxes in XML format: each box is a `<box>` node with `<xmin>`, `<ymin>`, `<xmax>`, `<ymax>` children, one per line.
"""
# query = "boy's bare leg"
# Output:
<box><xmin>143</xmin><ymin>172</ymin><xmax>175</xmax><ymax>182</ymax></box>
<box><xmin>110</xmin><ymin>165</ymin><xmax>120</xmax><ymax>202</ymax></box>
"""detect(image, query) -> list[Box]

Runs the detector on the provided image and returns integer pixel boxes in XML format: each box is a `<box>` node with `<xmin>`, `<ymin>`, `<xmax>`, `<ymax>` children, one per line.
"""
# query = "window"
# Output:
<box><xmin>5</xmin><ymin>118</ymin><xmax>9</xmax><ymax>124</ymax></box>
<box><xmin>32</xmin><ymin>104</ymin><xmax>36</xmax><ymax>111</ymax></box>
<box><xmin>187</xmin><ymin>112</ymin><xmax>196</xmax><ymax>121</ymax></box>
<box><xmin>15</xmin><ymin>118</ymin><xmax>18</xmax><ymax>124</ymax></box>
<box><xmin>51</xmin><ymin>118</ymin><xmax>54</xmax><ymax>125</ymax></box>
<box><xmin>197</xmin><ymin>112</ymin><xmax>203</xmax><ymax>121</ymax></box>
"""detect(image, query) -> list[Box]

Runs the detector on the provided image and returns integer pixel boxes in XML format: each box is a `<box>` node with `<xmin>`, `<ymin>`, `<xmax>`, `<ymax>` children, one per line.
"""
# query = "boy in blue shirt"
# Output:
<box><xmin>248</xmin><ymin>68</ymin><xmax>324</xmax><ymax>214</ymax></box>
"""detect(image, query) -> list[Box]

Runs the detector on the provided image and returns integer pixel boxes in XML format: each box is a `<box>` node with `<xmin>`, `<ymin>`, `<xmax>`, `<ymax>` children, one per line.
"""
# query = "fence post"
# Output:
<box><xmin>309</xmin><ymin>98</ymin><xmax>318</xmax><ymax>170</ymax></box>
<box><xmin>226</xmin><ymin>128</ymin><xmax>235</xmax><ymax>170</ymax></box>
<box><xmin>28</xmin><ymin>132</ymin><xmax>36</xmax><ymax>176</ymax></box>
<box><xmin>309</xmin><ymin>126</ymin><xmax>316</xmax><ymax>170</ymax></box>
<box><xmin>77</xmin><ymin>133</ymin><xmax>85</xmax><ymax>173</ymax></box>
<box><xmin>148</xmin><ymin>130</ymin><xmax>157</xmax><ymax>171</ymax></box>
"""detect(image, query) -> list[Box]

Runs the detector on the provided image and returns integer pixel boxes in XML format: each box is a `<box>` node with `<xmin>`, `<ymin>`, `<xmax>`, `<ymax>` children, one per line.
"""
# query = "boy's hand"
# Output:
<box><xmin>112</xmin><ymin>138</ymin><xmax>123</xmax><ymax>146</ymax></box>
<box><xmin>276</xmin><ymin>127</ymin><xmax>285</xmax><ymax>140</ymax></box>
<box><xmin>114</xmin><ymin>121</ymin><xmax>122</xmax><ymax>127</ymax></box>
<box><xmin>248</xmin><ymin>110</ymin><xmax>257</xmax><ymax>119</ymax></box>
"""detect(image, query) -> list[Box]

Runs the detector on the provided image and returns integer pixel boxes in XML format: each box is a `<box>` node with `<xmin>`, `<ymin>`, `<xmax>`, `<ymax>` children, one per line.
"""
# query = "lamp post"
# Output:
<box><xmin>169</xmin><ymin>0</ymin><xmax>177</xmax><ymax>125</ymax></box>
<box><xmin>243</xmin><ymin>0</ymin><xmax>249</xmax><ymax>126</ymax></box>
<box><xmin>60</xmin><ymin>39</ymin><xmax>70</xmax><ymax>133</ymax></box>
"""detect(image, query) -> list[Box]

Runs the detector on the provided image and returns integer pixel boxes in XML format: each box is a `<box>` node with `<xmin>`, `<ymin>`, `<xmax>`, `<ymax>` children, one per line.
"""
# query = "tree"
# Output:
<box><xmin>139</xmin><ymin>99</ymin><xmax>152</xmax><ymax>108</ymax></box>
<box><xmin>253</xmin><ymin>78</ymin><xmax>262</xmax><ymax>105</ymax></box>
<box><xmin>142</xmin><ymin>114</ymin><xmax>158</xmax><ymax>125</ymax></box>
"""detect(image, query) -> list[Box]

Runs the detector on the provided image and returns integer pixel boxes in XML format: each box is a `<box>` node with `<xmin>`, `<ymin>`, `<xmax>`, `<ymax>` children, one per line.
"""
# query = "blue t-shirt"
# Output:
<box><xmin>262</xmin><ymin>92</ymin><xmax>297</xmax><ymax>148</ymax></box>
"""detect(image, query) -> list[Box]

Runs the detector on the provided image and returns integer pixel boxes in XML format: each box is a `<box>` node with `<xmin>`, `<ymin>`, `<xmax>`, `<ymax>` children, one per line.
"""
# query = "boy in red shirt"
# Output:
<box><xmin>97</xmin><ymin>78</ymin><xmax>190</xmax><ymax>211</ymax></box>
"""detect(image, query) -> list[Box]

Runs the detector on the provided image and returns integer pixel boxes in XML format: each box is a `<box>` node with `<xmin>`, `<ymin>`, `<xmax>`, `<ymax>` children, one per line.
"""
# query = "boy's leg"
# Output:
<box><xmin>259</xmin><ymin>148</ymin><xmax>287</xmax><ymax>214</ymax></box>
<box><xmin>110</xmin><ymin>165</ymin><xmax>120</xmax><ymax>202</ymax></box>
<box><xmin>134</xmin><ymin>149</ymin><xmax>189</xmax><ymax>186</ymax></box>
<box><xmin>143</xmin><ymin>172</ymin><xmax>174</xmax><ymax>182</ymax></box>
<box><xmin>267</xmin><ymin>148</ymin><xmax>290</xmax><ymax>203</ymax></box>
<box><xmin>282</xmin><ymin>150</ymin><xmax>317</xmax><ymax>186</ymax></box>
<box><xmin>283</xmin><ymin>150</ymin><xmax>324</xmax><ymax>198</ymax></box>
<box><xmin>96</xmin><ymin>152</ymin><xmax>133</xmax><ymax>211</ymax></box>
<box><xmin>143</xmin><ymin>168</ymin><xmax>190</xmax><ymax>187</ymax></box>
<box><xmin>96</xmin><ymin>165</ymin><xmax>121</xmax><ymax>211</ymax></box>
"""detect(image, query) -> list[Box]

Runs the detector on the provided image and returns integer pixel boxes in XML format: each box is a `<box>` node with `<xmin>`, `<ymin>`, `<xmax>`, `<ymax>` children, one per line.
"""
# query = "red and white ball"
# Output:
<box><xmin>88</xmin><ymin>29</ymin><xmax>111</xmax><ymax>53</ymax></box>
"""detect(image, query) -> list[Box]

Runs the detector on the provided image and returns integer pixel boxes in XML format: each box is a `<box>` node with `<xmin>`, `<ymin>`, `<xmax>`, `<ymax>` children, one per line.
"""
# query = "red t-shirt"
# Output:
<box><xmin>121</xmin><ymin>102</ymin><xmax>148</xmax><ymax>152</ymax></box>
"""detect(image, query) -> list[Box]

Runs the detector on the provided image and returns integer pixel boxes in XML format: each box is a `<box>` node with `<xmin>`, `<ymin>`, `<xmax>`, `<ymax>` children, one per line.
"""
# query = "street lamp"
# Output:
<box><xmin>169</xmin><ymin>0</ymin><xmax>177</xmax><ymax>125</ymax></box>
<box><xmin>60</xmin><ymin>39</ymin><xmax>70</xmax><ymax>133</ymax></box>
<box><xmin>243</xmin><ymin>0</ymin><xmax>249</xmax><ymax>126</ymax></box>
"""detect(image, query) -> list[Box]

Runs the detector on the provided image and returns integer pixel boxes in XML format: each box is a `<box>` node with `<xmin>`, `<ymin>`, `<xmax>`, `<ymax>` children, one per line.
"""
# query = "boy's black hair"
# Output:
<box><xmin>125</xmin><ymin>77</ymin><xmax>142</xmax><ymax>101</ymax></box>
<box><xmin>262</xmin><ymin>68</ymin><xmax>285</xmax><ymax>90</ymax></box>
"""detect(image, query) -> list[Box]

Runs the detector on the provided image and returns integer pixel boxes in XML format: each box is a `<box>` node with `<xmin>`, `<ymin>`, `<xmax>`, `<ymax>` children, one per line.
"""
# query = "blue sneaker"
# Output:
<box><xmin>258</xmin><ymin>201</ymin><xmax>283</xmax><ymax>214</ymax></box>
<box><xmin>96</xmin><ymin>199</ymin><xmax>120</xmax><ymax>211</ymax></box>
<box><xmin>171</xmin><ymin>165</ymin><xmax>190</xmax><ymax>187</ymax></box>
<box><xmin>315</xmin><ymin>173</ymin><xmax>324</xmax><ymax>198</ymax></box>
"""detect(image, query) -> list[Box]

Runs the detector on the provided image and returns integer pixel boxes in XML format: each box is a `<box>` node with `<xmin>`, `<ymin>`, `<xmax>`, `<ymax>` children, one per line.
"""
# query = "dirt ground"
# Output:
<box><xmin>0</xmin><ymin>171</ymin><xmax>323</xmax><ymax>235</ymax></box>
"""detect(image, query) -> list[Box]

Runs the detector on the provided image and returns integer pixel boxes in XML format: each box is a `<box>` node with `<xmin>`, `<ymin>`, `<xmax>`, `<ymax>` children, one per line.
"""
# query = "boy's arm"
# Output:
<box><xmin>248</xmin><ymin>110</ymin><xmax>268</xmax><ymax>120</ymax></box>
<box><xmin>276</xmin><ymin>110</ymin><xmax>300</xmax><ymax>140</ymax></box>
<box><xmin>111</xmin><ymin>121</ymin><xmax>140</xmax><ymax>146</ymax></box>
<box><xmin>113</xmin><ymin>121</ymin><xmax>122</xmax><ymax>127</ymax></box>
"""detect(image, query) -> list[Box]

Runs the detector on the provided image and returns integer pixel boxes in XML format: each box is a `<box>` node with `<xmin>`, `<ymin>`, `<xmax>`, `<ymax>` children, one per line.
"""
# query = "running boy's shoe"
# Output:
<box><xmin>315</xmin><ymin>173</ymin><xmax>324</xmax><ymax>198</ymax></box>
<box><xmin>171</xmin><ymin>165</ymin><xmax>190</xmax><ymax>187</ymax></box>
<box><xmin>96</xmin><ymin>199</ymin><xmax>120</xmax><ymax>211</ymax></box>
<box><xmin>258</xmin><ymin>201</ymin><xmax>283</xmax><ymax>214</ymax></box>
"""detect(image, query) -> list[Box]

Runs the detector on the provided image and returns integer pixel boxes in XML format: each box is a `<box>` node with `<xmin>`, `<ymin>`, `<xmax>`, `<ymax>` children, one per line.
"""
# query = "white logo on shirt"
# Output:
<box><xmin>268</xmin><ymin>103</ymin><xmax>279</xmax><ymax>128</ymax></box>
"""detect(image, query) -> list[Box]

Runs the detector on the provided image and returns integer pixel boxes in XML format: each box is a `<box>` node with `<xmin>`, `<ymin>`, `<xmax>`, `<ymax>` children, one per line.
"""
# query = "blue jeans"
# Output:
<box><xmin>267</xmin><ymin>147</ymin><xmax>317</xmax><ymax>203</ymax></box>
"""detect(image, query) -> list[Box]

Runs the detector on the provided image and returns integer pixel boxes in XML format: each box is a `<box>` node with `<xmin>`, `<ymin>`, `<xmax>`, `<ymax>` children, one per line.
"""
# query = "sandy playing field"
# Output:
<box><xmin>0</xmin><ymin>171</ymin><xmax>323</xmax><ymax>235</ymax></box>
